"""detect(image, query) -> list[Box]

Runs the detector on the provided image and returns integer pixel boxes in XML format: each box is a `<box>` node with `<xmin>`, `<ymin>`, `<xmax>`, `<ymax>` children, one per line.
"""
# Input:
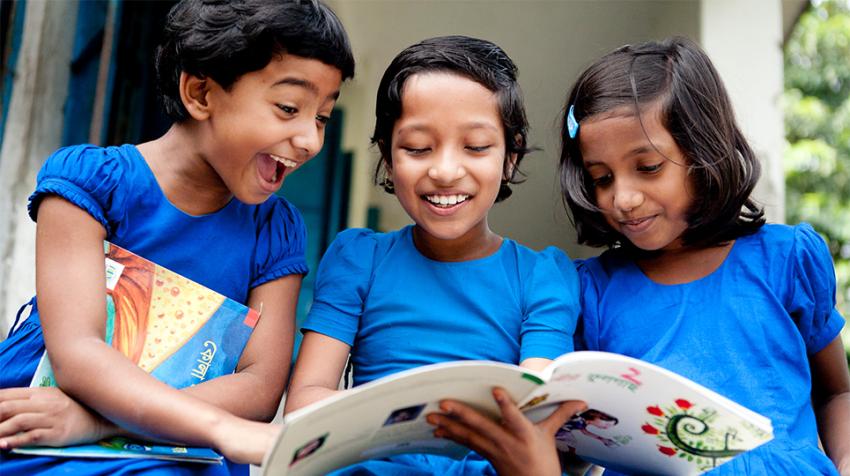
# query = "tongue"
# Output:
<box><xmin>257</xmin><ymin>155</ymin><xmax>277</xmax><ymax>183</ymax></box>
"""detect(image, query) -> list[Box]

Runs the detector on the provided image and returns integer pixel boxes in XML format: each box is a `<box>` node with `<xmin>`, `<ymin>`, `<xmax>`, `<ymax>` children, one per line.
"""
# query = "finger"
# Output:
<box><xmin>437</xmin><ymin>399</ymin><xmax>505</xmax><ymax>440</ymax></box>
<box><xmin>0</xmin><ymin>387</ymin><xmax>39</xmax><ymax>403</ymax></box>
<box><xmin>491</xmin><ymin>387</ymin><xmax>533</xmax><ymax>436</ymax></box>
<box><xmin>427</xmin><ymin>412</ymin><xmax>501</xmax><ymax>459</ymax></box>
<box><xmin>0</xmin><ymin>428</ymin><xmax>55</xmax><ymax>449</ymax></box>
<box><xmin>0</xmin><ymin>398</ymin><xmax>49</xmax><ymax>422</ymax></box>
<box><xmin>0</xmin><ymin>412</ymin><xmax>53</xmax><ymax>438</ymax></box>
<box><xmin>539</xmin><ymin>400</ymin><xmax>587</xmax><ymax>436</ymax></box>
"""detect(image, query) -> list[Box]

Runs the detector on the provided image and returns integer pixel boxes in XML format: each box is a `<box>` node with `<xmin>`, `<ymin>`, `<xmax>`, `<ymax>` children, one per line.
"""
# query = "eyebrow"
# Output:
<box><xmin>395</xmin><ymin>121</ymin><xmax>500</xmax><ymax>136</ymax></box>
<box><xmin>272</xmin><ymin>77</ymin><xmax>340</xmax><ymax>101</ymax></box>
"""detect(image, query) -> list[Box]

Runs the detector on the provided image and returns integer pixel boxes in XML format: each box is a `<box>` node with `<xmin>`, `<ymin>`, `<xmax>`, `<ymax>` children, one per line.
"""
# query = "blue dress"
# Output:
<box><xmin>577</xmin><ymin>223</ymin><xmax>844</xmax><ymax>475</ymax></box>
<box><xmin>0</xmin><ymin>144</ymin><xmax>308</xmax><ymax>475</ymax></box>
<box><xmin>301</xmin><ymin>226</ymin><xmax>580</xmax><ymax>475</ymax></box>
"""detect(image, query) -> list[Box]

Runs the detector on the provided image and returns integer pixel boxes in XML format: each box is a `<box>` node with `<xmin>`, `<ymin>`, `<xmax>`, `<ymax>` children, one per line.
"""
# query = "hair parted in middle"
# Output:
<box><xmin>559</xmin><ymin>36</ymin><xmax>764</xmax><ymax>250</ymax></box>
<box><xmin>371</xmin><ymin>35</ymin><xmax>532</xmax><ymax>203</ymax></box>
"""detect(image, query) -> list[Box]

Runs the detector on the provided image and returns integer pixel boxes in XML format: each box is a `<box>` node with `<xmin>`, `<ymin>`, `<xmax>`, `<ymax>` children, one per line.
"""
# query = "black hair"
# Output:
<box><xmin>559</xmin><ymin>36</ymin><xmax>764</xmax><ymax>250</ymax></box>
<box><xmin>371</xmin><ymin>35</ymin><xmax>532</xmax><ymax>202</ymax></box>
<box><xmin>155</xmin><ymin>0</ymin><xmax>355</xmax><ymax>122</ymax></box>
<box><xmin>581</xmin><ymin>409</ymin><xmax>618</xmax><ymax>424</ymax></box>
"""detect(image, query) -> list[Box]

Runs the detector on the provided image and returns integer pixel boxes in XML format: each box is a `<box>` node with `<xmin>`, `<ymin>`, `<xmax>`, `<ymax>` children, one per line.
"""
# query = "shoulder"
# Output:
<box><xmin>737</xmin><ymin>223</ymin><xmax>826</xmax><ymax>263</ymax></box>
<box><xmin>28</xmin><ymin>144</ymin><xmax>145</xmax><ymax>229</ymax></box>
<box><xmin>508</xmin><ymin>241</ymin><xmax>575</xmax><ymax>276</ymax></box>
<box><xmin>253</xmin><ymin>194</ymin><xmax>307</xmax><ymax>235</ymax></box>
<box><xmin>37</xmin><ymin>144</ymin><xmax>140</xmax><ymax>179</ymax></box>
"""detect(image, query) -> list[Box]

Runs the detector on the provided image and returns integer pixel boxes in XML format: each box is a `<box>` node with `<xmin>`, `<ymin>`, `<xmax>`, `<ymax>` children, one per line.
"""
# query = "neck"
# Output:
<box><xmin>412</xmin><ymin>221</ymin><xmax>503</xmax><ymax>262</ymax></box>
<box><xmin>635</xmin><ymin>241</ymin><xmax>734</xmax><ymax>285</ymax></box>
<box><xmin>136</xmin><ymin>124</ymin><xmax>232</xmax><ymax>215</ymax></box>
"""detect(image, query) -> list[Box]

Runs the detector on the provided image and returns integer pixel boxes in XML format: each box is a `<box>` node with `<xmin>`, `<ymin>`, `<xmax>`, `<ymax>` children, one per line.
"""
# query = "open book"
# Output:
<box><xmin>263</xmin><ymin>351</ymin><xmax>773</xmax><ymax>476</ymax></box>
<box><xmin>12</xmin><ymin>242</ymin><xmax>260</xmax><ymax>464</ymax></box>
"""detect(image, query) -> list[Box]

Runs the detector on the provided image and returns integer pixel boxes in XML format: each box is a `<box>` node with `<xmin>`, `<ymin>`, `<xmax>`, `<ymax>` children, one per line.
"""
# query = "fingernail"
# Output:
<box><xmin>440</xmin><ymin>402</ymin><xmax>453</xmax><ymax>414</ymax></box>
<box><xmin>426</xmin><ymin>414</ymin><xmax>437</xmax><ymax>425</ymax></box>
<box><xmin>434</xmin><ymin>429</ymin><xmax>445</xmax><ymax>438</ymax></box>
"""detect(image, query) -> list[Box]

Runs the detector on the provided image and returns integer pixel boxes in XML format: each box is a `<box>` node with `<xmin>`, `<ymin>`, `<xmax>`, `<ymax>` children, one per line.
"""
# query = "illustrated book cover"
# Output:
<box><xmin>262</xmin><ymin>351</ymin><xmax>773</xmax><ymax>476</ymax></box>
<box><xmin>13</xmin><ymin>241</ymin><xmax>261</xmax><ymax>463</ymax></box>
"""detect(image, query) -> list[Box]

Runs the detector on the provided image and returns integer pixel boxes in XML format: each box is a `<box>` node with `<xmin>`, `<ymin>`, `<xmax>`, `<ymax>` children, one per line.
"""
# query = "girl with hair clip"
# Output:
<box><xmin>285</xmin><ymin>35</ymin><xmax>586</xmax><ymax>476</ymax></box>
<box><xmin>0</xmin><ymin>0</ymin><xmax>354</xmax><ymax>474</ymax></box>
<box><xmin>554</xmin><ymin>36</ymin><xmax>849</xmax><ymax>474</ymax></box>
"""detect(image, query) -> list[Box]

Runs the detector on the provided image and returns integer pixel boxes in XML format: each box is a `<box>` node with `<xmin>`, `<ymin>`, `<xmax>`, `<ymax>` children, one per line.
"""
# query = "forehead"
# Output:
<box><xmin>579</xmin><ymin>104</ymin><xmax>674</xmax><ymax>162</ymax></box>
<box><xmin>395</xmin><ymin>72</ymin><xmax>502</xmax><ymax>128</ymax></box>
<box><xmin>245</xmin><ymin>53</ymin><xmax>343</xmax><ymax>98</ymax></box>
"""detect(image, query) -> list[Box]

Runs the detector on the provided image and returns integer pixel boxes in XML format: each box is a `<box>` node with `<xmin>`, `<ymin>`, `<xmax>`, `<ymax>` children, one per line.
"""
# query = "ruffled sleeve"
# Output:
<box><xmin>518</xmin><ymin>247</ymin><xmax>580</xmax><ymax>361</ymax></box>
<box><xmin>787</xmin><ymin>223</ymin><xmax>846</xmax><ymax>354</ymax></box>
<box><xmin>28</xmin><ymin>145</ymin><xmax>129</xmax><ymax>234</ymax></box>
<box><xmin>574</xmin><ymin>257</ymin><xmax>605</xmax><ymax>352</ymax></box>
<box><xmin>251</xmin><ymin>197</ymin><xmax>309</xmax><ymax>288</ymax></box>
<box><xmin>299</xmin><ymin>228</ymin><xmax>377</xmax><ymax>346</ymax></box>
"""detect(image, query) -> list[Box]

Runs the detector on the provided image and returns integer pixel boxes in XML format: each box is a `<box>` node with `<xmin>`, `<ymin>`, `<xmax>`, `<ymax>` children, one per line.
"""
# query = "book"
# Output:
<box><xmin>13</xmin><ymin>241</ymin><xmax>261</xmax><ymax>463</ymax></box>
<box><xmin>262</xmin><ymin>351</ymin><xmax>773</xmax><ymax>476</ymax></box>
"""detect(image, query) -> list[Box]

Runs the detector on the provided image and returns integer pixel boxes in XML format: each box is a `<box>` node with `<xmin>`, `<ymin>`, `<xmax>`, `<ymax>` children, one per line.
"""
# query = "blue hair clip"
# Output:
<box><xmin>567</xmin><ymin>105</ymin><xmax>579</xmax><ymax>139</ymax></box>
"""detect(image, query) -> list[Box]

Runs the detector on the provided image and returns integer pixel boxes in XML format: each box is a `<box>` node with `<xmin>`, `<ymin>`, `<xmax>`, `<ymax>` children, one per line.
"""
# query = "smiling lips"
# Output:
<box><xmin>424</xmin><ymin>193</ymin><xmax>470</xmax><ymax>209</ymax></box>
<box><xmin>619</xmin><ymin>215</ymin><xmax>655</xmax><ymax>232</ymax></box>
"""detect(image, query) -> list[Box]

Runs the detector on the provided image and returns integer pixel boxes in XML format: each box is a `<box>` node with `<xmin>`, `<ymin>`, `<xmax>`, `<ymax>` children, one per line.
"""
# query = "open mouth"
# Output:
<box><xmin>258</xmin><ymin>154</ymin><xmax>299</xmax><ymax>184</ymax></box>
<box><xmin>423</xmin><ymin>194</ymin><xmax>470</xmax><ymax>209</ymax></box>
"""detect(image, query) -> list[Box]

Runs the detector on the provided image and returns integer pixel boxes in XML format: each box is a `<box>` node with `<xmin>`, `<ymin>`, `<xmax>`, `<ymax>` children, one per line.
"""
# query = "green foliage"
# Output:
<box><xmin>784</xmin><ymin>0</ymin><xmax>850</xmax><ymax>356</ymax></box>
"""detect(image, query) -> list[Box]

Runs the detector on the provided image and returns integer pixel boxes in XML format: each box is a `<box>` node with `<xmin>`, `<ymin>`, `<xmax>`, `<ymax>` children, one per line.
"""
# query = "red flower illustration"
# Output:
<box><xmin>658</xmin><ymin>445</ymin><xmax>677</xmax><ymax>456</ymax></box>
<box><xmin>641</xmin><ymin>424</ymin><xmax>659</xmax><ymax>435</ymax></box>
<box><xmin>675</xmin><ymin>399</ymin><xmax>693</xmax><ymax>409</ymax></box>
<box><xmin>647</xmin><ymin>405</ymin><xmax>664</xmax><ymax>416</ymax></box>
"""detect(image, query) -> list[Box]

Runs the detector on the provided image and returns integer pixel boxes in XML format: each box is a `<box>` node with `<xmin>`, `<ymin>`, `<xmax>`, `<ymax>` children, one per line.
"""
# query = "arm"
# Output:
<box><xmin>180</xmin><ymin>274</ymin><xmax>300</xmax><ymax>421</ymax></box>
<box><xmin>19</xmin><ymin>197</ymin><xmax>275</xmax><ymax>463</ymax></box>
<box><xmin>284</xmin><ymin>331</ymin><xmax>351</xmax><ymax>414</ymax></box>
<box><xmin>428</xmin><ymin>387</ymin><xmax>587</xmax><ymax>476</ymax></box>
<box><xmin>811</xmin><ymin>335</ymin><xmax>850</xmax><ymax>475</ymax></box>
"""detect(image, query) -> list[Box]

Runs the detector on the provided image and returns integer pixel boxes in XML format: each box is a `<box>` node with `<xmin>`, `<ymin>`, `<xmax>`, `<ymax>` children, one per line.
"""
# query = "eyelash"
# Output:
<box><xmin>589</xmin><ymin>163</ymin><xmax>662</xmax><ymax>187</ymax></box>
<box><xmin>402</xmin><ymin>147</ymin><xmax>430</xmax><ymax>156</ymax></box>
<box><xmin>466</xmin><ymin>145</ymin><xmax>492</xmax><ymax>153</ymax></box>
<box><xmin>277</xmin><ymin>104</ymin><xmax>297</xmax><ymax>115</ymax></box>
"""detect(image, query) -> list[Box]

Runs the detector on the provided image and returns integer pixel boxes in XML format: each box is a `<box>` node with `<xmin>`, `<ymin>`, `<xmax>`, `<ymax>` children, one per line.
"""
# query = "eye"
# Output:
<box><xmin>316</xmin><ymin>114</ymin><xmax>331</xmax><ymax>126</ymax></box>
<box><xmin>466</xmin><ymin>145</ymin><xmax>492</xmax><ymax>153</ymax></box>
<box><xmin>276</xmin><ymin>104</ymin><xmax>298</xmax><ymax>115</ymax></box>
<box><xmin>590</xmin><ymin>173</ymin><xmax>613</xmax><ymax>188</ymax></box>
<box><xmin>637</xmin><ymin>163</ymin><xmax>662</xmax><ymax>173</ymax></box>
<box><xmin>401</xmin><ymin>147</ymin><xmax>430</xmax><ymax>156</ymax></box>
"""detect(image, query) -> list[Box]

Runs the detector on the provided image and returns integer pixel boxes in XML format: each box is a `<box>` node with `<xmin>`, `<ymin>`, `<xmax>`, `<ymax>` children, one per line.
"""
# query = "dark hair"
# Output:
<box><xmin>156</xmin><ymin>0</ymin><xmax>355</xmax><ymax>122</ymax></box>
<box><xmin>559</xmin><ymin>36</ymin><xmax>764</xmax><ymax>250</ymax></box>
<box><xmin>581</xmin><ymin>409</ymin><xmax>618</xmax><ymax>424</ymax></box>
<box><xmin>371</xmin><ymin>35</ymin><xmax>532</xmax><ymax>202</ymax></box>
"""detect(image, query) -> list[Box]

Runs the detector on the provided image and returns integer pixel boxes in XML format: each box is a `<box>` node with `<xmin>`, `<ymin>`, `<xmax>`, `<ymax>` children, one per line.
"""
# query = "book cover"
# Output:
<box><xmin>262</xmin><ymin>352</ymin><xmax>773</xmax><ymax>476</ymax></box>
<box><xmin>15</xmin><ymin>241</ymin><xmax>260</xmax><ymax>463</ymax></box>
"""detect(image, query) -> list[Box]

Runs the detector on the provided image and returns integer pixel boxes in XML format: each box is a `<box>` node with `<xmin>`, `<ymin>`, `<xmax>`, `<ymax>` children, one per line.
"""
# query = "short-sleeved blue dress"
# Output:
<box><xmin>578</xmin><ymin>223</ymin><xmax>844</xmax><ymax>475</ymax></box>
<box><xmin>301</xmin><ymin>226</ymin><xmax>581</xmax><ymax>475</ymax></box>
<box><xmin>0</xmin><ymin>144</ymin><xmax>308</xmax><ymax>475</ymax></box>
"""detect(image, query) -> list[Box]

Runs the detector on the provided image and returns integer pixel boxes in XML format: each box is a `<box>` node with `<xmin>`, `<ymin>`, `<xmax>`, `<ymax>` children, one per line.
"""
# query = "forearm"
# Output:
<box><xmin>817</xmin><ymin>391</ymin><xmax>850</xmax><ymax>472</ymax></box>
<box><xmin>53</xmin><ymin>338</ymin><xmax>237</xmax><ymax>448</ymax></box>
<box><xmin>182</xmin><ymin>368</ymin><xmax>285</xmax><ymax>422</ymax></box>
<box><xmin>284</xmin><ymin>385</ymin><xmax>344</xmax><ymax>414</ymax></box>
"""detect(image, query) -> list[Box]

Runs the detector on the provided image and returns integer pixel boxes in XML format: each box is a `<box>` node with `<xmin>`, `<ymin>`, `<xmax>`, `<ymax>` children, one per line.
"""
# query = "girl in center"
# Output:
<box><xmin>285</xmin><ymin>35</ymin><xmax>585</xmax><ymax>475</ymax></box>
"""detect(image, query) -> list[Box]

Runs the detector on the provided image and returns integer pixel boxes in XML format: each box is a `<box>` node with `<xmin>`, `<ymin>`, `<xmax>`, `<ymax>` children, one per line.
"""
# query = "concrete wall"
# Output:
<box><xmin>0</xmin><ymin>0</ymin><xmax>79</xmax><ymax>335</ymax></box>
<box><xmin>330</xmin><ymin>0</ymin><xmax>701</xmax><ymax>259</ymax></box>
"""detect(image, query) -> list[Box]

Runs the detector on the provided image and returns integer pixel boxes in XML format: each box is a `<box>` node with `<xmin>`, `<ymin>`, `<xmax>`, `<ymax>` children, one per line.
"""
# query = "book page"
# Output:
<box><xmin>264</xmin><ymin>361</ymin><xmax>544</xmax><ymax>476</ymax></box>
<box><xmin>517</xmin><ymin>352</ymin><xmax>773</xmax><ymax>476</ymax></box>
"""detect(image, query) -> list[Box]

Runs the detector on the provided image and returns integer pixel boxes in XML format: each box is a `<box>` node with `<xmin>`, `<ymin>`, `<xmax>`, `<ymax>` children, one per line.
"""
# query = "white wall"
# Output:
<box><xmin>701</xmin><ymin>0</ymin><xmax>786</xmax><ymax>223</ymax></box>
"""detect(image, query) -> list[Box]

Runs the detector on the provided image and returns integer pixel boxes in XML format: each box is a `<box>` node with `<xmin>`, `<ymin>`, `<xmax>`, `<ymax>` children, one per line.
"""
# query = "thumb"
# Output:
<box><xmin>538</xmin><ymin>400</ymin><xmax>587</xmax><ymax>436</ymax></box>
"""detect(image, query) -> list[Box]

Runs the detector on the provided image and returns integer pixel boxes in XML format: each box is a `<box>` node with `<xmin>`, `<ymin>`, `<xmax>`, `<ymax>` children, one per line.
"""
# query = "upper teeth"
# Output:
<box><xmin>426</xmin><ymin>194</ymin><xmax>469</xmax><ymax>206</ymax></box>
<box><xmin>270</xmin><ymin>154</ymin><xmax>297</xmax><ymax>168</ymax></box>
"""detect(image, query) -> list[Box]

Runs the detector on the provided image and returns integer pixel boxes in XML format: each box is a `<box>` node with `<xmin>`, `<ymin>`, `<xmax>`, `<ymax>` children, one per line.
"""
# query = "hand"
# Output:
<box><xmin>213</xmin><ymin>416</ymin><xmax>281</xmax><ymax>465</ymax></box>
<box><xmin>427</xmin><ymin>387</ymin><xmax>587</xmax><ymax>476</ymax></box>
<box><xmin>0</xmin><ymin>386</ymin><xmax>112</xmax><ymax>449</ymax></box>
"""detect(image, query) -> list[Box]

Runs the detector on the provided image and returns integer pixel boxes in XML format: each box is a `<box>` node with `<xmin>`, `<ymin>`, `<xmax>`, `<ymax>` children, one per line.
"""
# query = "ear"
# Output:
<box><xmin>503</xmin><ymin>151</ymin><xmax>518</xmax><ymax>181</ymax></box>
<box><xmin>179</xmin><ymin>71</ymin><xmax>213</xmax><ymax>121</ymax></box>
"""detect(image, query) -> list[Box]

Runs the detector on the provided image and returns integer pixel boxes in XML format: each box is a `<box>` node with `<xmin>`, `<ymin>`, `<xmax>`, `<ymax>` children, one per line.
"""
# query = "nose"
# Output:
<box><xmin>612</xmin><ymin>183</ymin><xmax>644</xmax><ymax>213</ymax></box>
<box><xmin>427</xmin><ymin>150</ymin><xmax>466</xmax><ymax>184</ymax></box>
<box><xmin>291</xmin><ymin>118</ymin><xmax>323</xmax><ymax>159</ymax></box>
